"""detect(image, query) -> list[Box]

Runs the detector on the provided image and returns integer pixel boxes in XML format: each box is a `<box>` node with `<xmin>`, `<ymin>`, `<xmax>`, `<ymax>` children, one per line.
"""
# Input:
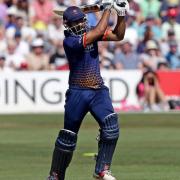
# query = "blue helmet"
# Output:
<box><xmin>63</xmin><ymin>6</ymin><xmax>88</xmax><ymax>36</ymax></box>
<box><xmin>63</xmin><ymin>6</ymin><xmax>85</xmax><ymax>23</ymax></box>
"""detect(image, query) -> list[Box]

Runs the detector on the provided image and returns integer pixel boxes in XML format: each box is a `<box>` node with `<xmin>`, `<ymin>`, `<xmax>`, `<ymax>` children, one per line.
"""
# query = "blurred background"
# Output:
<box><xmin>0</xmin><ymin>1</ymin><xmax>180</xmax><ymax>179</ymax></box>
<box><xmin>0</xmin><ymin>0</ymin><xmax>180</xmax><ymax>113</ymax></box>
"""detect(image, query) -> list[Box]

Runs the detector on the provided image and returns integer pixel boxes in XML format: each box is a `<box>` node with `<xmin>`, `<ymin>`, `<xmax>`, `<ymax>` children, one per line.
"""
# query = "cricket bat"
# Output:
<box><xmin>53</xmin><ymin>3</ymin><xmax>104</xmax><ymax>17</ymax></box>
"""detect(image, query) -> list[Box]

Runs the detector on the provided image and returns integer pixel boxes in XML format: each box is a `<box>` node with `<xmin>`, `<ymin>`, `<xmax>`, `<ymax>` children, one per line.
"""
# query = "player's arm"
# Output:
<box><xmin>103</xmin><ymin>16</ymin><xmax>126</xmax><ymax>41</ymax></box>
<box><xmin>100</xmin><ymin>0</ymin><xmax>129</xmax><ymax>41</ymax></box>
<box><xmin>84</xmin><ymin>9</ymin><xmax>111</xmax><ymax>46</ymax></box>
<box><xmin>83</xmin><ymin>0</ymin><xmax>114</xmax><ymax>46</ymax></box>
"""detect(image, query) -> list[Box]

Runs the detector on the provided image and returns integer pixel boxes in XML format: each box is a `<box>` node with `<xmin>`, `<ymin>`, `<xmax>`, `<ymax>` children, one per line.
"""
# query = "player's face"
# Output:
<box><xmin>68</xmin><ymin>17</ymin><xmax>88</xmax><ymax>36</ymax></box>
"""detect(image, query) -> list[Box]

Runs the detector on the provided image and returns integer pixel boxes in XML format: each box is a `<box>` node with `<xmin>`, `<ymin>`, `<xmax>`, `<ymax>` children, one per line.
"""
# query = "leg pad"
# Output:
<box><xmin>100</xmin><ymin>113</ymin><xmax>119</xmax><ymax>141</ymax></box>
<box><xmin>95</xmin><ymin>113</ymin><xmax>119</xmax><ymax>174</ymax></box>
<box><xmin>50</xmin><ymin>129</ymin><xmax>77</xmax><ymax>180</ymax></box>
<box><xmin>55</xmin><ymin>129</ymin><xmax>77</xmax><ymax>151</ymax></box>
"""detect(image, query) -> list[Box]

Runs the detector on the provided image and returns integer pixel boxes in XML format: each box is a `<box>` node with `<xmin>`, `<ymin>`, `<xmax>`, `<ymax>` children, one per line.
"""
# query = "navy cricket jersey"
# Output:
<box><xmin>63</xmin><ymin>31</ymin><xmax>104</xmax><ymax>89</ymax></box>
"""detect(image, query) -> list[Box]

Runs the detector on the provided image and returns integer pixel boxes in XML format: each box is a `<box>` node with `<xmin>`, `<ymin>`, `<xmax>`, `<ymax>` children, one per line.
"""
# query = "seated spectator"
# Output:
<box><xmin>140</xmin><ymin>40</ymin><xmax>166</xmax><ymax>71</ymax></box>
<box><xmin>99</xmin><ymin>42</ymin><xmax>115</xmax><ymax>70</ymax></box>
<box><xmin>4</xmin><ymin>39</ymin><xmax>26</xmax><ymax>71</ymax></box>
<box><xmin>161</xmin><ymin>7</ymin><xmax>180</xmax><ymax>41</ymax></box>
<box><xmin>124</xmin><ymin>10</ymin><xmax>138</xmax><ymax>47</ymax></box>
<box><xmin>136</xmin><ymin>70</ymin><xmax>169</xmax><ymax>111</ymax></box>
<box><xmin>5</xmin><ymin>6</ymin><xmax>18</xmax><ymax>29</ymax></box>
<box><xmin>26</xmin><ymin>38</ymin><xmax>49</xmax><ymax>70</ymax></box>
<box><xmin>113</xmin><ymin>40</ymin><xmax>142</xmax><ymax>70</ymax></box>
<box><xmin>137</xmin><ymin>26</ymin><xmax>154</xmax><ymax>54</ymax></box>
<box><xmin>0</xmin><ymin>53</ymin><xmax>12</xmax><ymax>71</ymax></box>
<box><xmin>6</xmin><ymin>12</ymin><xmax>37</xmax><ymax>42</ymax></box>
<box><xmin>29</xmin><ymin>0</ymin><xmax>54</xmax><ymax>27</ymax></box>
<box><xmin>139</xmin><ymin>0</ymin><xmax>161</xmax><ymax>19</ymax></box>
<box><xmin>138</xmin><ymin>13</ymin><xmax>162</xmax><ymax>41</ymax></box>
<box><xmin>160</xmin><ymin>2</ymin><xmax>180</xmax><ymax>23</ymax></box>
<box><xmin>47</xmin><ymin>15</ymin><xmax>65</xmax><ymax>44</ymax></box>
<box><xmin>16</xmin><ymin>0</ymin><xmax>29</xmax><ymax>21</ymax></box>
<box><xmin>14</xmin><ymin>31</ymin><xmax>30</xmax><ymax>56</ymax></box>
<box><xmin>49</xmin><ymin>40</ymin><xmax>68</xmax><ymax>70</ymax></box>
<box><xmin>159</xmin><ymin>29</ymin><xmax>179</xmax><ymax>56</ymax></box>
<box><xmin>166</xmin><ymin>40</ymin><xmax>180</xmax><ymax>69</ymax></box>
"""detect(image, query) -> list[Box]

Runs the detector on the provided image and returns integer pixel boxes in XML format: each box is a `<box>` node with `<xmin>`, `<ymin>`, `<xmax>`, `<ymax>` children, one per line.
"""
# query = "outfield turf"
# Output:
<box><xmin>0</xmin><ymin>113</ymin><xmax>180</xmax><ymax>180</ymax></box>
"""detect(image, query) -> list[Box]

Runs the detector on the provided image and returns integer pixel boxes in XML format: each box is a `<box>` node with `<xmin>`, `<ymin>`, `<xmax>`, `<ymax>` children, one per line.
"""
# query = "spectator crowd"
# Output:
<box><xmin>0</xmin><ymin>0</ymin><xmax>179</xmax><ymax>72</ymax></box>
<box><xmin>0</xmin><ymin>0</ymin><xmax>180</xmax><ymax>112</ymax></box>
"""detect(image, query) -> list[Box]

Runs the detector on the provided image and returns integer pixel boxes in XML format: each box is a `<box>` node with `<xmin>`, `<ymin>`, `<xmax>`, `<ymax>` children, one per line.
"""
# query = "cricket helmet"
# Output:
<box><xmin>63</xmin><ymin>6</ymin><xmax>88</xmax><ymax>36</ymax></box>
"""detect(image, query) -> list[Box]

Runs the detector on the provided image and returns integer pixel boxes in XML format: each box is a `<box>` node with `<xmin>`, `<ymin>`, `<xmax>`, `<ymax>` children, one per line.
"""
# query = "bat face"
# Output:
<box><xmin>53</xmin><ymin>10</ymin><xmax>64</xmax><ymax>16</ymax></box>
<box><xmin>81</xmin><ymin>4</ymin><xmax>104</xmax><ymax>14</ymax></box>
<box><xmin>53</xmin><ymin>4</ymin><xmax>104</xmax><ymax>17</ymax></box>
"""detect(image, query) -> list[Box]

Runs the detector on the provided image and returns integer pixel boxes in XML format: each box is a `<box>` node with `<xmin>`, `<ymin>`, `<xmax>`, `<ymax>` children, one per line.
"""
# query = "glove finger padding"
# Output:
<box><xmin>113</xmin><ymin>0</ymin><xmax>129</xmax><ymax>16</ymax></box>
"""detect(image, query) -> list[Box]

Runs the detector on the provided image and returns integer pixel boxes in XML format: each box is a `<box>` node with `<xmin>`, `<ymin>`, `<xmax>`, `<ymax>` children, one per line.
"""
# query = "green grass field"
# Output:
<box><xmin>0</xmin><ymin>113</ymin><xmax>180</xmax><ymax>180</ymax></box>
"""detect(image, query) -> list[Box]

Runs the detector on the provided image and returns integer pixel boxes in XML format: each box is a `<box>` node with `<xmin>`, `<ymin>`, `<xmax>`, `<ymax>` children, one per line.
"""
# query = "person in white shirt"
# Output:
<box><xmin>0</xmin><ymin>53</ymin><xmax>14</xmax><ymax>72</ymax></box>
<box><xmin>5</xmin><ymin>39</ymin><xmax>26</xmax><ymax>71</ymax></box>
<box><xmin>14</xmin><ymin>31</ymin><xmax>30</xmax><ymax>56</ymax></box>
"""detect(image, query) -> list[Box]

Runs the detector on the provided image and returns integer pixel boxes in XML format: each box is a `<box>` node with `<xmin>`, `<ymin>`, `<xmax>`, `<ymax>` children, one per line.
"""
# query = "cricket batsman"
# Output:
<box><xmin>48</xmin><ymin>0</ymin><xmax>129</xmax><ymax>179</ymax></box>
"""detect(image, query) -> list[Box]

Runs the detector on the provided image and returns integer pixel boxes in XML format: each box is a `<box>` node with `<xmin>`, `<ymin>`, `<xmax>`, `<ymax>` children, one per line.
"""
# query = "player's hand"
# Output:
<box><xmin>113</xmin><ymin>0</ymin><xmax>129</xmax><ymax>16</ymax></box>
<box><xmin>101</xmin><ymin>0</ymin><xmax>114</xmax><ymax>10</ymax></box>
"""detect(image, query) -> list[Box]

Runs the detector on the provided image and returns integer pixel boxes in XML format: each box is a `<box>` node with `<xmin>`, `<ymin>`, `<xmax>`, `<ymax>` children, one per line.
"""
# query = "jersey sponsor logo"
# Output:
<box><xmin>85</xmin><ymin>43</ymin><xmax>94</xmax><ymax>52</ymax></box>
<box><xmin>79</xmin><ymin>37</ymin><xmax>82</xmax><ymax>44</ymax></box>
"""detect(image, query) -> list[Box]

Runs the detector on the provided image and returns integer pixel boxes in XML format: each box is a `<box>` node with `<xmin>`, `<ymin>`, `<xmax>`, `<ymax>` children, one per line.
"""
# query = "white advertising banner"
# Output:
<box><xmin>102</xmin><ymin>70</ymin><xmax>142</xmax><ymax>111</ymax></box>
<box><xmin>0</xmin><ymin>70</ymin><xmax>142</xmax><ymax>113</ymax></box>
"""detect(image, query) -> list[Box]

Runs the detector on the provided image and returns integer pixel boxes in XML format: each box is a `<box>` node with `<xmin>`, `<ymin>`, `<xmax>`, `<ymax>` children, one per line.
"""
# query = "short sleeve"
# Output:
<box><xmin>63</xmin><ymin>36</ymin><xmax>84</xmax><ymax>51</ymax></box>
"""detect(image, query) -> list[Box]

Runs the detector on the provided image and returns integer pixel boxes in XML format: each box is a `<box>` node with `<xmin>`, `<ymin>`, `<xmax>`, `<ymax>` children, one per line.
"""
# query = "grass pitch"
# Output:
<box><xmin>0</xmin><ymin>113</ymin><xmax>180</xmax><ymax>180</ymax></box>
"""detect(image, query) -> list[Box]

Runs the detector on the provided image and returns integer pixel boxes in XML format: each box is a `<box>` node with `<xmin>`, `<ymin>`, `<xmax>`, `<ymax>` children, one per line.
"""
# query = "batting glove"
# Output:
<box><xmin>113</xmin><ymin>0</ymin><xmax>129</xmax><ymax>16</ymax></box>
<box><xmin>101</xmin><ymin>0</ymin><xmax>114</xmax><ymax>10</ymax></box>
